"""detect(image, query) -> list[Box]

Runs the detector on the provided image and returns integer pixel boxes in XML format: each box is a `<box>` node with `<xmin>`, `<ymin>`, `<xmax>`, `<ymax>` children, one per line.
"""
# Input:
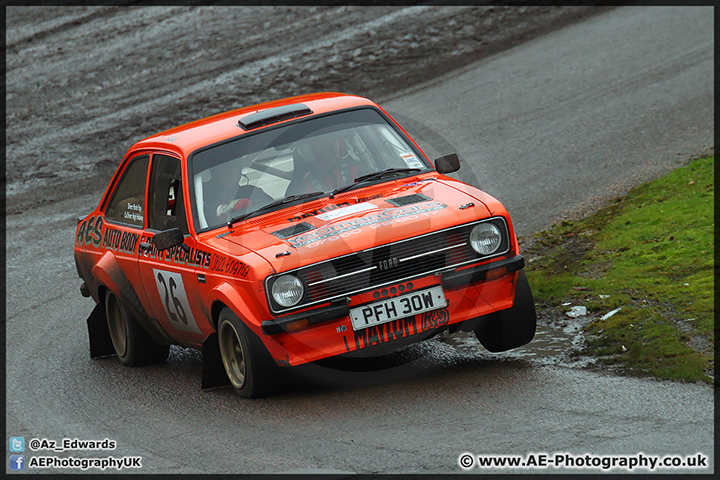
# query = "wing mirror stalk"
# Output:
<box><xmin>141</xmin><ymin>227</ymin><xmax>190</xmax><ymax>253</ymax></box>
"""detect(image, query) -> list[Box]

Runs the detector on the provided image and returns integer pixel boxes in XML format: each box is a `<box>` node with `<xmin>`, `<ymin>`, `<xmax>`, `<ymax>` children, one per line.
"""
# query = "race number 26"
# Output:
<box><xmin>153</xmin><ymin>269</ymin><xmax>201</xmax><ymax>334</ymax></box>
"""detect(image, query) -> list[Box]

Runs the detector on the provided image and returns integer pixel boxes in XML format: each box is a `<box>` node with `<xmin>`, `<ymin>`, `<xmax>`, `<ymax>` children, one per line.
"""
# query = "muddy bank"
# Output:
<box><xmin>6</xmin><ymin>5</ymin><xmax>612</xmax><ymax>214</ymax></box>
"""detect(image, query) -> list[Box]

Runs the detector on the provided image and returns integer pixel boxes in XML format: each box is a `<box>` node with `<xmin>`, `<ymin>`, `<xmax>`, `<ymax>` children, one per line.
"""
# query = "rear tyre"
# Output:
<box><xmin>105</xmin><ymin>290</ymin><xmax>170</xmax><ymax>366</ymax></box>
<box><xmin>217</xmin><ymin>307</ymin><xmax>278</xmax><ymax>398</ymax></box>
<box><xmin>474</xmin><ymin>270</ymin><xmax>537</xmax><ymax>352</ymax></box>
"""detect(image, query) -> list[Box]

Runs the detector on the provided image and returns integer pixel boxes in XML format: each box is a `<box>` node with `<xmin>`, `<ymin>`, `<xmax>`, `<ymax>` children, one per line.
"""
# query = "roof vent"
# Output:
<box><xmin>386</xmin><ymin>193</ymin><xmax>431</xmax><ymax>207</ymax></box>
<box><xmin>238</xmin><ymin>104</ymin><xmax>313</xmax><ymax>130</ymax></box>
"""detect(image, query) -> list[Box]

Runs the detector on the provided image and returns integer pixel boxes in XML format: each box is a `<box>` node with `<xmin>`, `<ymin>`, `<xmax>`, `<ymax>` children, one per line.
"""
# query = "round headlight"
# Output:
<box><xmin>469</xmin><ymin>222</ymin><xmax>502</xmax><ymax>255</ymax></box>
<box><xmin>271</xmin><ymin>275</ymin><xmax>305</xmax><ymax>307</ymax></box>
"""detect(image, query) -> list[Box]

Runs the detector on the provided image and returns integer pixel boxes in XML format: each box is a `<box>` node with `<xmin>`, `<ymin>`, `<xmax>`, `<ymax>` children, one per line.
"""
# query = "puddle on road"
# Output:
<box><xmin>439</xmin><ymin>325</ymin><xmax>589</xmax><ymax>367</ymax></box>
<box><xmin>501</xmin><ymin>326</ymin><xmax>575</xmax><ymax>359</ymax></box>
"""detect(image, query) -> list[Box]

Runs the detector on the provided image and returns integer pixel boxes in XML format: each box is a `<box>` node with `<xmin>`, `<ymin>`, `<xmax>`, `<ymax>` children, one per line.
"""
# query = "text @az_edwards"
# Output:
<box><xmin>28</xmin><ymin>437</ymin><xmax>116</xmax><ymax>452</ymax></box>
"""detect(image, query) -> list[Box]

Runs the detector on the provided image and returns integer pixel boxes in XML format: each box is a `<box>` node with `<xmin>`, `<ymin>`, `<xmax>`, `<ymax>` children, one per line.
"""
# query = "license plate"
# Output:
<box><xmin>350</xmin><ymin>285</ymin><xmax>447</xmax><ymax>331</ymax></box>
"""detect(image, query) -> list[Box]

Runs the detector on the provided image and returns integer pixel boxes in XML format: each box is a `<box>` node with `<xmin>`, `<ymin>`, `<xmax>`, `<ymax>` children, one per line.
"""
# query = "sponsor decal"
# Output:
<box><xmin>355</xmin><ymin>193</ymin><xmax>383</xmax><ymax>203</ymax></box>
<box><xmin>353</xmin><ymin>316</ymin><xmax>418</xmax><ymax>350</ymax></box>
<box><xmin>352</xmin><ymin>306</ymin><xmax>449</xmax><ymax>350</ymax></box>
<box><xmin>420</xmin><ymin>306</ymin><xmax>449</xmax><ymax>331</ymax></box>
<box><xmin>315</xmin><ymin>202</ymin><xmax>375</xmax><ymax>221</ymax></box>
<box><xmin>76</xmin><ymin>216</ymin><xmax>141</xmax><ymax>256</ymax></box>
<box><xmin>102</xmin><ymin>227</ymin><xmax>140</xmax><ymax>255</ymax></box>
<box><xmin>287</xmin><ymin>201</ymin><xmax>351</xmax><ymax>223</ymax></box>
<box><xmin>209</xmin><ymin>254</ymin><xmax>250</xmax><ymax>278</ymax></box>
<box><xmin>138</xmin><ymin>234</ymin><xmax>212</xmax><ymax>269</ymax></box>
<box><xmin>287</xmin><ymin>201</ymin><xmax>447</xmax><ymax>248</ymax></box>
<box><xmin>79</xmin><ymin>215</ymin><xmax>240</xmax><ymax>275</ymax></box>
<box><xmin>166</xmin><ymin>244</ymin><xmax>212</xmax><ymax>269</ymax></box>
<box><xmin>76</xmin><ymin>215</ymin><xmax>103</xmax><ymax>248</ymax></box>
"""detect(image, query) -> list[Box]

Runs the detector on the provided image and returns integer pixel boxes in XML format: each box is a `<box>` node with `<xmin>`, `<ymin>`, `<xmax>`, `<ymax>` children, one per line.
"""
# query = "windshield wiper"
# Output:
<box><xmin>227</xmin><ymin>191</ymin><xmax>326</xmax><ymax>228</ymax></box>
<box><xmin>331</xmin><ymin>168</ymin><xmax>423</xmax><ymax>197</ymax></box>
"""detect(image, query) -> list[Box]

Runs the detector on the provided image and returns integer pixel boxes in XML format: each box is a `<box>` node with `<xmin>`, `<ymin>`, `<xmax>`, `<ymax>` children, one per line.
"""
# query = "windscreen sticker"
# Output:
<box><xmin>315</xmin><ymin>202</ymin><xmax>375</xmax><ymax>221</ymax></box>
<box><xmin>153</xmin><ymin>269</ymin><xmax>202</xmax><ymax>334</ymax></box>
<box><xmin>286</xmin><ymin>201</ymin><xmax>447</xmax><ymax>248</ymax></box>
<box><xmin>401</xmin><ymin>153</ymin><xmax>424</xmax><ymax>169</ymax></box>
<box><xmin>122</xmin><ymin>202</ymin><xmax>143</xmax><ymax>224</ymax></box>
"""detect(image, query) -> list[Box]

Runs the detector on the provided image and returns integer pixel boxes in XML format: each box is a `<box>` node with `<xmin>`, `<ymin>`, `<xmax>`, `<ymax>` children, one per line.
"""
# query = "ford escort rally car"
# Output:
<box><xmin>74</xmin><ymin>92</ymin><xmax>536</xmax><ymax>397</ymax></box>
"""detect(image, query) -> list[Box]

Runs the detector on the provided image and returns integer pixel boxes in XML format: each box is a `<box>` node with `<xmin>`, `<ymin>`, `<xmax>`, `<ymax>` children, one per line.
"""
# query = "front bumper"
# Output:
<box><xmin>261</xmin><ymin>301</ymin><xmax>350</xmax><ymax>335</ymax></box>
<box><xmin>260</xmin><ymin>255</ymin><xmax>524</xmax><ymax>366</ymax></box>
<box><xmin>441</xmin><ymin>254</ymin><xmax>524</xmax><ymax>289</ymax></box>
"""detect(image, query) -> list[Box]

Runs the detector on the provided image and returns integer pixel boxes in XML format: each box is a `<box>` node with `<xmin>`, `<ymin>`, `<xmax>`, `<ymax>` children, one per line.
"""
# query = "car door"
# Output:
<box><xmin>101</xmin><ymin>153</ymin><xmax>151</xmax><ymax>308</ymax></box>
<box><xmin>137</xmin><ymin>152</ymin><xmax>208</xmax><ymax>346</ymax></box>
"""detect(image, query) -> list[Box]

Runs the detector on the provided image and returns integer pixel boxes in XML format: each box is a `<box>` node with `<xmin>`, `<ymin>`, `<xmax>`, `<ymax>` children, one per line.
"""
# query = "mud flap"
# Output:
<box><xmin>474</xmin><ymin>270</ymin><xmax>536</xmax><ymax>352</ymax></box>
<box><xmin>87</xmin><ymin>303</ymin><xmax>115</xmax><ymax>358</ymax></box>
<box><xmin>201</xmin><ymin>333</ymin><xmax>231</xmax><ymax>390</ymax></box>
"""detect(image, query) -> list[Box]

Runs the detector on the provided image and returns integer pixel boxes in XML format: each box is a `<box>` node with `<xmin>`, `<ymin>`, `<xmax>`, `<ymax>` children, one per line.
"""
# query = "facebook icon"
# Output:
<box><xmin>10</xmin><ymin>455</ymin><xmax>25</xmax><ymax>470</ymax></box>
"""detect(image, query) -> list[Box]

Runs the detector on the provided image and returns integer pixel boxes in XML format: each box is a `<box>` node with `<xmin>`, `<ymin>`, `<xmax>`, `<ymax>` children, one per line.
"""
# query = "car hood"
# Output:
<box><xmin>215</xmin><ymin>177</ymin><xmax>492</xmax><ymax>273</ymax></box>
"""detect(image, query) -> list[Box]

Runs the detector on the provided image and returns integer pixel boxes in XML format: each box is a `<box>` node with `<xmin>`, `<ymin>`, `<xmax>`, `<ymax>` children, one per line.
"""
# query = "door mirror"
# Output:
<box><xmin>435</xmin><ymin>153</ymin><xmax>460</xmax><ymax>174</ymax></box>
<box><xmin>152</xmin><ymin>227</ymin><xmax>186</xmax><ymax>251</ymax></box>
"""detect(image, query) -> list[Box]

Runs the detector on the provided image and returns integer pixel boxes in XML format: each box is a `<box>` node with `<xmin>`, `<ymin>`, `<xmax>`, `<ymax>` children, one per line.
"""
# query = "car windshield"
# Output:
<box><xmin>189</xmin><ymin>108</ymin><xmax>430</xmax><ymax>231</ymax></box>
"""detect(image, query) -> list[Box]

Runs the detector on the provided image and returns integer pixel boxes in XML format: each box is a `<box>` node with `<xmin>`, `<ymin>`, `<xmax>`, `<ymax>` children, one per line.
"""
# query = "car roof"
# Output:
<box><xmin>127</xmin><ymin>92</ymin><xmax>377</xmax><ymax>159</ymax></box>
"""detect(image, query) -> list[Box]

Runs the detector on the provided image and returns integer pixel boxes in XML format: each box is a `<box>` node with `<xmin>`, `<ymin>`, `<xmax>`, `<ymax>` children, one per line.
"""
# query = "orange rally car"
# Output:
<box><xmin>74</xmin><ymin>92</ymin><xmax>536</xmax><ymax>397</ymax></box>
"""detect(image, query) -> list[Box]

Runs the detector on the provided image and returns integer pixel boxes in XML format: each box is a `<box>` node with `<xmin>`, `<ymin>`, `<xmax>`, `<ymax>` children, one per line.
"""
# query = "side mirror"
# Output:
<box><xmin>152</xmin><ymin>227</ymin><xmax>188</xmax><ymax>252</ymax></box>
<box><xmin>435</xmin><ymin>153</ymin><xmax>460</xmax><ymax>174</ymax></box>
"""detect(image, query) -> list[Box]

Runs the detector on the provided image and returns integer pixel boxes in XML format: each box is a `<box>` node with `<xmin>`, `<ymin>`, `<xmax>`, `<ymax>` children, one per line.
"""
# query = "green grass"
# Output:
<box><xmin>525</xmin><ymin>156</ymin><xmax>714</xmax><ymax>383</ymax></box>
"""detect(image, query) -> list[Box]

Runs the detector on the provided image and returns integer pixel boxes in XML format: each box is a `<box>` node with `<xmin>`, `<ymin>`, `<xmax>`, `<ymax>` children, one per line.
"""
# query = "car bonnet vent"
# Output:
<box><xmin>272</xmin><ymin>222</ymin><xmax>314</xmax><ymax>240</ymax></box>
<box><xmin>386</xmin><ymin>193</ymin><xmax>431</xmax><ymax>207</ymax></box>
<box><xmin>238</xmin><ymin>104</ymin><xmax>313</xmax><ymax>130</ymax></box>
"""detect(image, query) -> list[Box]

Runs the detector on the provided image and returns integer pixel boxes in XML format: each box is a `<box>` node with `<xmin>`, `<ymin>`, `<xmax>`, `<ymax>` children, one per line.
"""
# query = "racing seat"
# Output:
<box><xmin>150</xmin><ymin>176</ymin><xmax>188</xmax><ymax>233</ymax></box>
<box><xmin>285</xmin><ymin>143</ymin><xmax>316</xmax><ymax>197</ymax></box>
<box><xmin>231</xmin><ymin>184</ymin><xmax>274</xmax><ymax>214</ymax></box>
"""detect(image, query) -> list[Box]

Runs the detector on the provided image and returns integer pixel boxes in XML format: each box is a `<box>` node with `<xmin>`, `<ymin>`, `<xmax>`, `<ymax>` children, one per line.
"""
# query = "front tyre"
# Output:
<box><xmin>217</xmin><ymin>307</ymin><xmax>277</xmax><ymax>398</ymax></box>
<box><xmin>474</xmin><ymin>270</ymin><xmax>537</xmax><ymax>352</ymax></box>
<box><xmin>105</xmin><ymin>290</ymin><xmax>170</xmax><ymax>366</ymax></box>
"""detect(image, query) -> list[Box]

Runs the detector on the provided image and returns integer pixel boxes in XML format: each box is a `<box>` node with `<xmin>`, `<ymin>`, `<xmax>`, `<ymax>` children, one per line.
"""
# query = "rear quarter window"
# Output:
<box><xmin>105</xmin><ymin>154</ymin><xmax>150</xmax><ymax>227</ymax></box>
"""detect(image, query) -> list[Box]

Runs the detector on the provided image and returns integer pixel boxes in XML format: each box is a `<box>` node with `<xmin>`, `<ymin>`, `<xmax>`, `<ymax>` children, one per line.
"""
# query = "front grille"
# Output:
<box><xmin>267</xmin><ymin>217</ymin><xmax>510</xmax><ymax>314</ymax></box>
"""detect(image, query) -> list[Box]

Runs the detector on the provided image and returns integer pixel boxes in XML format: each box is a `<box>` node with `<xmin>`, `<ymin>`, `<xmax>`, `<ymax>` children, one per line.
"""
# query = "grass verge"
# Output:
<box><xmin>524</xmin><ymin>156</ymin><xmax>714</xmax><ymax>383</ymax></box>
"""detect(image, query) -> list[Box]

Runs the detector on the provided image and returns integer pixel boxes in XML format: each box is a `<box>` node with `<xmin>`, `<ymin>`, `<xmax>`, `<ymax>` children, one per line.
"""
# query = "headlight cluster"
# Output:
<box><xmin>271</xmin><ymin>274</ymin><xmax>305</xmax><ymax>307</ymax></box>
<box><xmin>469</xmin><ymin>222</ymin><xmax>503</xmax><ymax>256</ymax></box>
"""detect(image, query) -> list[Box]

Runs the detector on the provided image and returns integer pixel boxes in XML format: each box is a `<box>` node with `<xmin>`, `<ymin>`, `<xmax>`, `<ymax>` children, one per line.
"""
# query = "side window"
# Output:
<box><xmin>148</xmin><ymin>154</ymin><xmax>189</xmax><ymax>234</ymax></box>
<box><xmin>105</xmin><ymin>154</ymin><xmax>149</xmax><ymax>227</ymax></box>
